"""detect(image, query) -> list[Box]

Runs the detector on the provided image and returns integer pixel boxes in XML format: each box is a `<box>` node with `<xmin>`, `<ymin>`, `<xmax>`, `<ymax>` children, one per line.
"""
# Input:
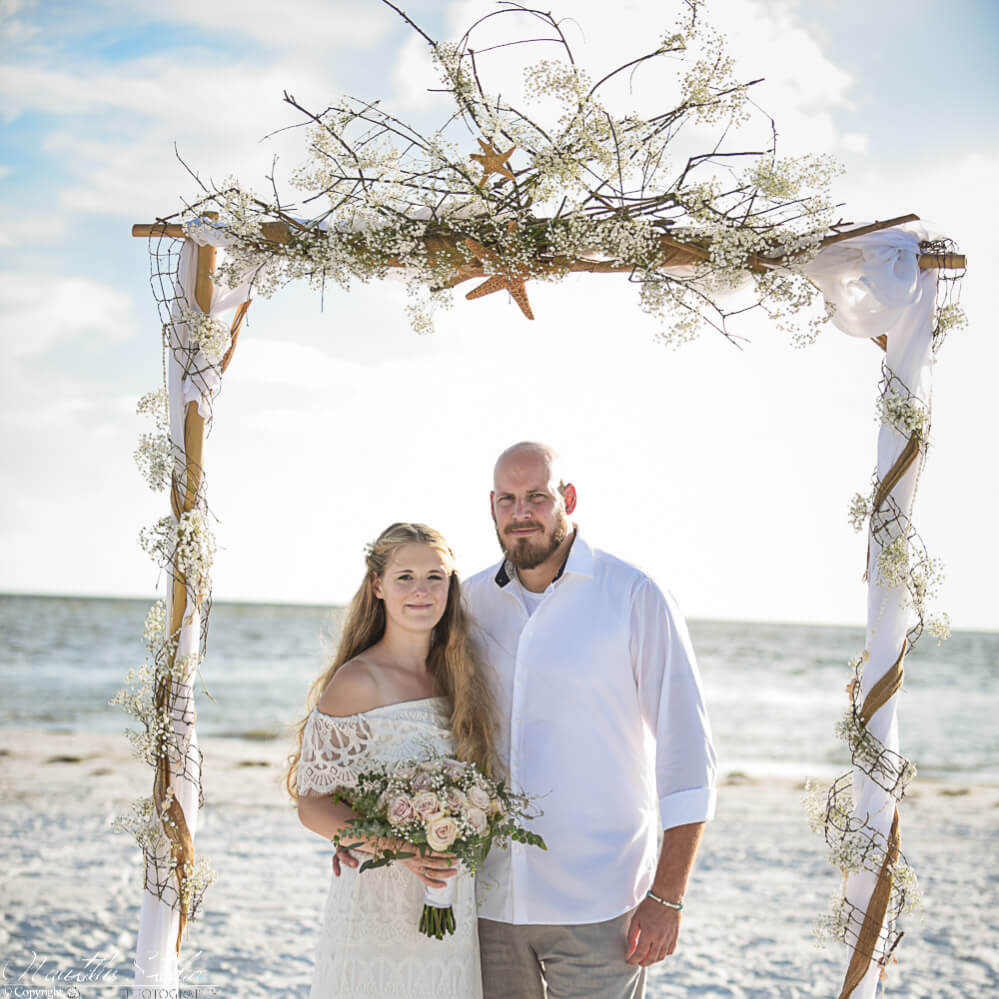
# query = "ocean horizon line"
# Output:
<box><xmin>3</xmin><ymin>588</ymin><xmax>997</xmax><ymax>635</ymax></box>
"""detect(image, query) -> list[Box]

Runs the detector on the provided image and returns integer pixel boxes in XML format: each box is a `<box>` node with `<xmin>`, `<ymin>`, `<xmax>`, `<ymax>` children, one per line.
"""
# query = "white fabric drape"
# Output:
<box><xmin>805</xmin><ymin>226</ymin><xmax>937</xmax><ymax>999</ymax></box>
<box><xmin>134</xmin><ymin>230</ymin><xmax>251</xmax><ymax>988</ymax></box>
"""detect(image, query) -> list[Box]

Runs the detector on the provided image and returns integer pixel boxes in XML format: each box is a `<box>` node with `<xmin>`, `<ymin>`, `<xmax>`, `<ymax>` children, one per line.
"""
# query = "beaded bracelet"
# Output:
<box><xmin>645</xmin><ymin>889</ymin><xmax>684</xmax><ymax>911</ymax></box>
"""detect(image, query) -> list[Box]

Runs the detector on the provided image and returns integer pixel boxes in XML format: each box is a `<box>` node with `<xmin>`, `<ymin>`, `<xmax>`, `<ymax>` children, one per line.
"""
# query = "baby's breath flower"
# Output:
<box><xmin>876</xmin><ymin>535</ymin><xmax>910</xmax><ymax>591</ymax></box>
<box><xmin>182</xmin><ymin>308</ymin><xmax>232</xmax><ymax>368</ymax></box>
<box><xmin>848</xmin><ymin>491</ymin><xmax>872</xmax><ymax>533</ymax></box>
<box><xmin>877</xmin><ymin>390</ymin><xmax>930</xmax><ymax>439</ymax></box>
<box><xmin>134</xmin><ymin>389</ymin><xmax>173</xmax><ymax>492</ymax></box>
<box><xmin>926</xmin><ymin>613</ymin><xmax>951</xmax><ymax>644</ymax></box>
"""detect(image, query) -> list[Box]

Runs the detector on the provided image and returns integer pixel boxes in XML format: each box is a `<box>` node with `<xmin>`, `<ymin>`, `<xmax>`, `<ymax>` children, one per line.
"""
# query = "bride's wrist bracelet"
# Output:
<box><xmin>645</xmin><ymin>889</ymin><xmax>684</xmax><ymax>911</ymax></box>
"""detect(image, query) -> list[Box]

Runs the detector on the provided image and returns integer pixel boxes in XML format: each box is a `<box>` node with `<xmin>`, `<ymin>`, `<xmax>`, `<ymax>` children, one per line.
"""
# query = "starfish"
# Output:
<box><xmin>469</xmin><ymin>138</ymin><xmax>517</xmax><ymax>188</ymax></box>
<box><xmin>463</xmin><ymin>222</ymin><xmax>535</xmax><ymax>320</ymax></box>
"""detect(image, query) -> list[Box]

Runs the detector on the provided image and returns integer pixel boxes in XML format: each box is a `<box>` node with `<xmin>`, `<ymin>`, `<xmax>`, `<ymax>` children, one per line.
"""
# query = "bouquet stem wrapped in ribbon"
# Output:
<box><xmin>420</xmin><ymin>879</ymin><xmax>457</xmax><ymax>939</ymax></box>
<box><xmin>331</xmin><ymin>754</ymin><xmax>545</xmax><ymax>939</ymax></box>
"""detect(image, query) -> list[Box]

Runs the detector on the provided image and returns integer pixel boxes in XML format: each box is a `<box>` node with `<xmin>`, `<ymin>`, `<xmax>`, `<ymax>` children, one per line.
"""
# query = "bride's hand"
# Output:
<box><xmin>396</xmin><ymin>849</ymin><xmax>459</xmax><ymax>890</ymax></box>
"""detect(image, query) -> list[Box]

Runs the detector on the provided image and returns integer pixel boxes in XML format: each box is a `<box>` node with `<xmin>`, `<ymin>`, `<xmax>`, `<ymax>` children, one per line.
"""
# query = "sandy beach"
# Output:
<box><xmin>2</xmin><ymin>729</ymin><xmax>996</xmax><ymax>998</ymax></box>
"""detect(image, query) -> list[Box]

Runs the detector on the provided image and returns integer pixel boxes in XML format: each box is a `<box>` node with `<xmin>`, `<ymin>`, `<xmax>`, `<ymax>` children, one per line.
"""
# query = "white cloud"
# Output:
<box><xmin>0</xmin><ymin>272</ymin><xmax>138</xmax><ymax>358</ymax></box>
<box><xmin>100</xmin><ymin>0</ymin><xmax>390</xmax><ymax>52</ymax></box>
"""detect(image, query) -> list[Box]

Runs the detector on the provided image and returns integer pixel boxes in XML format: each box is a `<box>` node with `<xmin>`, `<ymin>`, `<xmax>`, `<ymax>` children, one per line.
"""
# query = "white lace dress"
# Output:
<box><xmin>297</xmin><ymin>697</ymin><xmax>483</xmax><ymax>999</ymax></box>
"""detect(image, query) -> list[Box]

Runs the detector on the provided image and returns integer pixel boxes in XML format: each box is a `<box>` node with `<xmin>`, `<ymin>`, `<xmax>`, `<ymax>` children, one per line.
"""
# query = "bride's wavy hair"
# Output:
<box><xmin>285</xmin><ymin>522</ymin><xmax>498</xmax><ymax>801</ymax></box>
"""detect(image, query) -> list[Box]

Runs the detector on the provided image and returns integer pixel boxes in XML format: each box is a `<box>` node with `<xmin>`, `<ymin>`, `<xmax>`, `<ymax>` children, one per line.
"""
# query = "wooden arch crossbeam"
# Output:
<box><xmin>132</xmin><ymin>212</ymin><xmax>966</xmax><ymax>327</ymax></box>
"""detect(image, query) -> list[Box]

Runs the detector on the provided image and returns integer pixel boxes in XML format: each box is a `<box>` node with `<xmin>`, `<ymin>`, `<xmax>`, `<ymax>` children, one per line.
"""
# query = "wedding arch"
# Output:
<box><xmin>117</xmin><ymin>4</ymin><xmax>967</xmax><ymax>997</ymax></box>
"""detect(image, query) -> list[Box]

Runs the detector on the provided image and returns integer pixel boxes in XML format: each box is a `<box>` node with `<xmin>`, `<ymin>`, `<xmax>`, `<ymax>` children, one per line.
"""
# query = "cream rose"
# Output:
<box><xmin>467</xmin><ymin>786</ymin><xmax>490</xmax><ymax>810</ymax></box>
<box><xmin>426</xmin><ymin>816</ymin><xmax>459</xmax><ymax>851</ymax></box>
<box><xmin>412</xmin><ymin>790</ymin><xmax>442</xmax><ymax>817</ymax></box>
<box><xmin>463</xmin><ymin>806</ymin><xmax>488</xmax><ymax>834</ymax></box>
<box><xmin>385</xmin><ymin>793</ymin><xmax>416</xmax><ymax>826</ymax></box>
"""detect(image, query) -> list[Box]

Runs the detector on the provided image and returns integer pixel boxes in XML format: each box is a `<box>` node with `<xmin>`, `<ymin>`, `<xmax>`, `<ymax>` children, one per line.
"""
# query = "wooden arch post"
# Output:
<box><xmin>129</xmin><ymin>227</ymin><xmax>253</xmax><ymax>986</ymax></box>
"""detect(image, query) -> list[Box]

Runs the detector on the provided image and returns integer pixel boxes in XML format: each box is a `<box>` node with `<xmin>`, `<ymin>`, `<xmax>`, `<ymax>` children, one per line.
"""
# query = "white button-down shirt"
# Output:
<box><xmin>463</xmin><ymin>532</ymin><xmax>717</xmax><ymax>925</ymax></box>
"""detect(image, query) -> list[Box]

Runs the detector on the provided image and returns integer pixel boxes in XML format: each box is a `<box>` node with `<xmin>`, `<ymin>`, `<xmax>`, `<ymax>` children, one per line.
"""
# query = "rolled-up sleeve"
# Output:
<box><xmin>630</xmin><ymin>577</ymin><xmax>717</xmax><ymax>830</ymax></box>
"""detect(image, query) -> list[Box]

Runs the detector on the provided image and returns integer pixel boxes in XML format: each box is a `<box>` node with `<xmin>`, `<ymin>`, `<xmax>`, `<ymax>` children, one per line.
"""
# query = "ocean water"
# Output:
<box><xmin>1</xmin><ymin>593</ymin><xmax>996</xmax><ymax>784</ymax></box>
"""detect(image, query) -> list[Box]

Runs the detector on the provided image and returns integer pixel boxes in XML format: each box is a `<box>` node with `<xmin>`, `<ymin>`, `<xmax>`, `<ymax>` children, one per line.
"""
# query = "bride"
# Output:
<box><xmin>286</xmin><ymin>522</ymin><xmax>497</xmax><ymax>998</ymax></box>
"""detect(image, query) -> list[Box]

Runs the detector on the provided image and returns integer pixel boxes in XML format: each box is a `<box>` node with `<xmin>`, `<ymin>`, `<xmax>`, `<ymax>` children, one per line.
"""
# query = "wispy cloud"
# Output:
<box><xmin>0</xmin><ymin>272</ymin><xmax>137</xmax><ymax>358</ymax></box>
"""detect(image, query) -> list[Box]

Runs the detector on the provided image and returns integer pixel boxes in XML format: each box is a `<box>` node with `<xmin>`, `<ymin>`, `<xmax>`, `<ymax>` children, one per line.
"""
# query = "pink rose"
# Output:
<box><xmin>442</xmin><ymin>758</ymin><xmax>467</xmax><ymax>775</ymax></box>
<box><xmin>446</xmin><ymin>787</ymin><xmax>469</xmax><ymax>811</ymax></box>
<box><xmin>385</xmin><ymin>793</ymin><xmax>416</xmax><ymax>827</ymax></box>
<box><xmin>463</xmin><ymin>806</ymin><xmax>488</xmax><ymax>834</ymax></box>
<box><xmin>411</xmin><ymin>773</ymin><xmax>435</xmax><ymax>792</ymax></box>
<box><xmin>426</xmin><ymin>816</ymin><xmax>459</xmax><ymax>851</ymax></box>
<box><xmin>412</xmin><ymin>790</ymin><xmax>442</xmax><ymax>817</ymax></box>
<box><xmin>467</xmin><ymin>786</ymin><xmax>490</xmax><ymax>810</ymax></box>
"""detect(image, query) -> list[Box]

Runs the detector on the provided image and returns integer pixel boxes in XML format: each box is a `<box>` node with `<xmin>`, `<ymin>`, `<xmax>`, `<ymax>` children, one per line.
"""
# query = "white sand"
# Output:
<box><xmin>2</xmin><ymin>730</ymin><xmax>996</xmax><ymax>998</ymax></box>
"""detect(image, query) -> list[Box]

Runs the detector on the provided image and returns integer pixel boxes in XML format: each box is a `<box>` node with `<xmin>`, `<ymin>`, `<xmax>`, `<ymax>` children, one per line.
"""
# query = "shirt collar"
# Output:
<box><xmin>493</xmin><ymin>526</ymin><xmax>592</xmax><ymax>589</ymax></box>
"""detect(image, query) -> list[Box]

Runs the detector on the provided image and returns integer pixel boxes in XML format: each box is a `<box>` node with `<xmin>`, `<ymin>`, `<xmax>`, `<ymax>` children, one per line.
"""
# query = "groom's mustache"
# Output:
<box><xmin>504</xmin><ymin>523</ymin><xmax>542</xmax><ymax>536</ymax></box>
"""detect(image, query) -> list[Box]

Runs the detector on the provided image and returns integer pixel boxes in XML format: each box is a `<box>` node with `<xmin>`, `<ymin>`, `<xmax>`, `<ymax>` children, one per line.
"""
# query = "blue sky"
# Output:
<box><xmin>2</xmin><ymin>0</ymin><xmax>997</xmax><ymax>629</ymax></box>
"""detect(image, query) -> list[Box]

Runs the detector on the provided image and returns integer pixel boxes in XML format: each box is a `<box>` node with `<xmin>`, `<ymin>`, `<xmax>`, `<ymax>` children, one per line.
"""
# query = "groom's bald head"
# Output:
<box><xmin>492</xmin><ymin>442</ymin><xmax>566</xmax><ymax>495</ymax></box>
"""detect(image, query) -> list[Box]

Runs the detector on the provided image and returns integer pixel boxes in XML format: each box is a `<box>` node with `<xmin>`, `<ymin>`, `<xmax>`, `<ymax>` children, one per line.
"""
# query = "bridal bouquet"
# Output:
<box><xmin>330</xmin><ymin>755</ymin><xmax>546</xmax><ymax>938</ymax></box>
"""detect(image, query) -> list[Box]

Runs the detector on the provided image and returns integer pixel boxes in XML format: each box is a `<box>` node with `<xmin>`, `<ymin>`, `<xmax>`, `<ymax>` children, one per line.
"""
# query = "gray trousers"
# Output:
<box><xmin>479</xmin><ymin>913</ymin><xmax>647</xmax><ymax>999</ymax></box>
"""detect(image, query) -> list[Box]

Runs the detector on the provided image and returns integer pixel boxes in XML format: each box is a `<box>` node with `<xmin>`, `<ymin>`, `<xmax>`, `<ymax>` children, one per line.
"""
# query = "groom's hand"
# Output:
<box><xmin>331</xmin><ymin>845</ymin><xmax>360</xmax><ymax>876</ymax></box>
<box><xmin>625</xmin><ymin>898</ymin><xmax>681</xmax><ymax>966</ymax></box>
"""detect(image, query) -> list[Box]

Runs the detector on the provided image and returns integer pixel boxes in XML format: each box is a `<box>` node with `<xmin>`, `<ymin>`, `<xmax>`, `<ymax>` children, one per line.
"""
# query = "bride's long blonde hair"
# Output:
<box><xmin>285</xmin><ymin>522</ymin><xmax>498</xmax><ymax>800</ymax></box>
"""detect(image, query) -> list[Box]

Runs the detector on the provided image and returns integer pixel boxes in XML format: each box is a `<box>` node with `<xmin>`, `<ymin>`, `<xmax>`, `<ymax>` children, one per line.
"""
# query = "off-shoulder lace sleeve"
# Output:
<box><xmin>297</xmin><ymin>709</ymin><xmax>374</xmax><ymax>797</ymax></box>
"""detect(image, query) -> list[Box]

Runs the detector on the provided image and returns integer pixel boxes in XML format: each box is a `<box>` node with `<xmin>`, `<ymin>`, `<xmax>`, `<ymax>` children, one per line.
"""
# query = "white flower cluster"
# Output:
<box><xmin>139</xmin><ymin>510</ymin><xmax>216</xmax><ymax>601</ymax></box>
<box><xmin>812</xmin><ymin>895</ymin><xmax>857</xmax><ymax>948</ymax></box>
<box><xmin>181</xmin><ymin>307</ymin><xmax>232</xmax><ymax>369</ymax></box>
<box><xmin>802</xmin><ymin>778</ymin><xmax>834</xmax><ymax>835</ymax></box>
<box><xmin>934</xmin><ymin>302</ymin><xmax>967</xmax><ymax>338</ymax></box>
<box><xmin>877</xmin><ymin>390</ymin><xmax>930</xmax><ymax>439</ymax></box>
<box><xmin>875</xmin><ymin>535</ymin><xmax>910</xmax><ymax>591</ymax></box>
<box><xmin>848</xmin><ymin>491</ymin><xmax>872</xmax><ymax>533</ymax></box>
<box><xmin>926</xmin><ymin>612</ymin><xmax>951</xmax><ymax>644</ymax></box>
<box><xmin>178</xmin><ymin>855</ymin><xmax>217</xmax><ymax>915</ymax></box>
<box><xmin>134</xmin><ymin>389</ymin><xmax>173</xmax><ymax>492</ymax></box>
<box><xmin>112</xmin><ymin>795</ymin><xmax>171</xmax><ymax>855</ymax></box>
<box><xmin>143</xmin><ymin>599</ymin><xmax>168</xmax><ymax>653</ymax></box>
<box><xmin>834</xmin><ymin>709</ymin><xmax>917</xmax><ymax>791</ymax></box>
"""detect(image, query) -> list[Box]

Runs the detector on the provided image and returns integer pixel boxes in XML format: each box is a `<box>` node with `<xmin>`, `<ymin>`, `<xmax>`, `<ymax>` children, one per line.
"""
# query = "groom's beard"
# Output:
<box><xmin>497</xmin><ymin>517</ymin><xmax>569</xmax><ymax>571</ymax></box>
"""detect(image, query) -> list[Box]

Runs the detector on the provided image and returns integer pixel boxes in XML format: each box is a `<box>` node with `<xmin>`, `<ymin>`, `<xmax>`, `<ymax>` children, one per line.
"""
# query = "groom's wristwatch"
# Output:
<box><xmin>645</xmin><ymin>889</ymin><xmax>684</xmax><ymax>911</ymax></box>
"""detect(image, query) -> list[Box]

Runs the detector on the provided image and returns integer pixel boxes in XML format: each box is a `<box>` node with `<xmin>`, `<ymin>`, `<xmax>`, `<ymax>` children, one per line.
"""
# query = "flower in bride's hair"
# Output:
<box><xmin>412</xmin><ymin>790</ymin><xmax>442</xmax><ymax>817</ymax></box>
<box><xmin>426</xmin><ymin>816</ymin><xmax>459</xmax><ymax>851</ymax></box>
<box><xmin>385</xmin><ymin>792</ymin><xmax>417</xmax><ymax>826</ymax></box>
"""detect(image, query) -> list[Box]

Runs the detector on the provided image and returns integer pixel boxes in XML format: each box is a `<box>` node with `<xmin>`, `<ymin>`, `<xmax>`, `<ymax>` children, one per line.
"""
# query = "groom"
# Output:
<box><xmin>336</xmin><ymin>441</ymin><xmax>716</xmax><ymax>997</ymax></box>
<box><xmin>461</xmin><ymin>441</ymin><xmax>716</xmax><ymax>998</ymax></box>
